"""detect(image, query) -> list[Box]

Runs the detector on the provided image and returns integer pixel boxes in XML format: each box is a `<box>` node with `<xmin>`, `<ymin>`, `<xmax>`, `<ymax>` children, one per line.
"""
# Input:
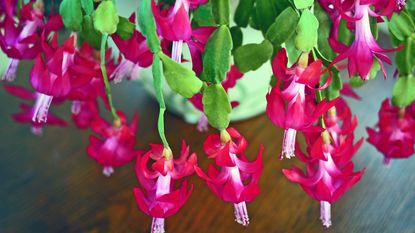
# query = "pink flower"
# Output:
<box><xmin>266</xmin><ymin>49</ymin><xmax>336</xmax><ymax>159</ymax></box>
<box><xmin>30</xmin><ymin>33</ymin><xmax>76</xmax><ymax>123</ymax></box>
<box><xmin>3</xmin><ymin>84</ymin><xmax>67</xmax><ymax>135</ymax></box>
<box><xmin>0</xmin><ymin>0</ymin><xmax>16</xmax><ymax>17</ymax></box>
<box><xmin>366</xmin><ymin>99</ymin><xmax>415</xmax><ymax>164</ymax></box>
<box><xmin>152</xmin><ymin>0</ymin><xmax>213</xmax><ymax>79</ymax></box>
<box><xmin>71</xmin><ymin>100</ymin><xmax>99</xmax><ymax>129</ymax></box>
<box><xmin>152</xmin><ymin>0</ymin><xmax>191</xmax><ymax>40</ymax></box>
<box><xmin>87</xmin><ymin>111</ymin><xmax>139</xmax><ymax>177</ymax></box>
<box><xmin>12</xmin><ymin>103</ymin><xmax>67</xmax><ymax>136</ymax></box>
<box><xmin>0</xmin><ymin>1</ymin><xmax>63</xmax><ymax>81</ymax></box>
<box><xmin>68</xmin><ymin>42</ymin><xmax>116</xmax><ymax>105</ymax></box>
<box><xmin>324</xmin><ymin>98</ymin><xmax>358</xmax><ymax>146</ymax></box>
<box><xmin>151</xmin><ymin>0</ymin><xmax>207</xmax><ymax>42</ymax></box>
<box><xmin>112</xmin><ymin>14</ymin><xmax>153</xmax><ymax>67</ymax></box>
<box><xmin>283</xmin><ymin>131</ymin><xmax>364</xmax><ymax>228</ymax></box>
<box><xmin>111</xmin><ymin>14</ymin><xmax>153</xmax><ymax>83</ymax></box>
<box><xmin>195</xmin><ymin>128</ymin><xmax>263</xmax><ymax>226</ymax></box>
<box><xmin>326</xmin><ymin>0</ymin><xmax>402</xmax><ymax>80</ymax></box>
<box><xmin>134</xmin><ymin>142</ymin><xmax>197</xmax><ymax>233</ymax></box>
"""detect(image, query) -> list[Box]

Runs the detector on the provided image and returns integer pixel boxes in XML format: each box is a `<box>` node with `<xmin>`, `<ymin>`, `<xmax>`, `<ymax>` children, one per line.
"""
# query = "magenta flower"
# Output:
<box><xmin>189</xmin><ymin>65</ymin><xmax>243</xmax><ymax>132</ymax></box>
<box><xmin>134</xmin><ymin>142</ymin><xmax>197</xmax><ymax>233</ymax></box>
<box><xmin>0</xmin><ymin>2</ymin><xmax>43</xmax><ymax>81</ymax></box>
<box><xmin>324</xmin><ymin>98</ymin><xmax>358</xmax><ymax>146</ymax></box>
<box><xmin>152</xmin><ymin>0</ymin><xmax>211</xmax><ymax>76</ymax></box>
<box><xmin>87</xmin><ymin>111</ymin><xmax>139</xmax><ymax>177</ymax></box>
<box><xmin>326</xmin><ymin>0</ymin><xmax>402</xmax><ymax>80</ymax></box>
<box><xmin>195</xmin><ymin>128</ymin><xmax>263</xmax><ymax>226</ymax></box>
<box><xmin>0</xmin><ymin>0</ymin><xmax>63</xmax><ymax>81</ymax></box>
<box><xmin>111</xmin><ymin>14</ymin><xmax>153</xmax><ymax>83</ymax></box>
<box><xmin>151</xmin><ymin>0</ymin><xmax>208</xmax><ymax>42</ymax></box>
<box><xmin>29</xmin><ymin>33</ymin><xmax>76</xmax><ymax>123</ymax></box>
<box><xmin>3</xmin><ymin>84</ymin><xmax>67</xmax><ymax>135</ymax></box>
<box><xmin>366</xmin><ymin>99</ymin><xmax>415</xmax><ymax>164</ymax></box>
<box><xmin>71</xmin><ymin>100</ymin><xmax>99</xmax><ymax>129</ymax></box>
<box><xmin>283</xmin><ymin>132</ymin><xmax>364</xmax><ymax>228</ymax></box>
<box><xmin>0</xmin><ymin>0</ymin><xmax>16</xmax><ymax>17</ymax></box>
<box><xmin>68</xmin><ymin>42</ymin><xmax>116</xmax><ymax>105</ymax></box>
<box><xmin>266</xmin><ymin>49</ymin><xmax>336</xmax><ymax>159</ymax></box>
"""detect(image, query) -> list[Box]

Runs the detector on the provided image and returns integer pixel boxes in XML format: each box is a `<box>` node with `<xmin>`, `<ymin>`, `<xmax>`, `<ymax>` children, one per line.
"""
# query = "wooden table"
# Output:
<box><xmin>0</xmin><ymin>60</ymin><xmax>414</xmax><ymax>233</ymax></box>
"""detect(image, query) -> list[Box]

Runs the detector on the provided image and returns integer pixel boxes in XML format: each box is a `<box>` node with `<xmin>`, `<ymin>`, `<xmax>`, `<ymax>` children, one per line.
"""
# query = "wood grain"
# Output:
<box><xmin>0</xmin><ymin>61</ymin><xmax>414</xmax><ymax>233</ymax></box>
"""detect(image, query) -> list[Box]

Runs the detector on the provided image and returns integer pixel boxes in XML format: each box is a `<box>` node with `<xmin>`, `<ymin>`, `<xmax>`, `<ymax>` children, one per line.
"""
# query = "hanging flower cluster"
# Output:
<box><xmin>1</xmin><ymin>0</ymin><xmax>415</xmax><ymax>232</ymax></box>
<box><xmin>320</xmin><ymin>0</ymin><xmax>403</xmax><ymax>80</ymax></box>
<box><xmin>283</xmin><ymin>98</ymin><xmax>364</xmax><ymax>227</ymax></box>
<box><xmin>0</xmin><ymin>0</ymin><xmax>62</xmax><ymax>81</ymax></box>
<box><xmin>266</xmin><ymin>49</ymin><xmax>336</xmax><ymax>159</ymax></box>
<box><xmin>195</xmin><ymin>128</ymin><xmax>263</xmax><ymax>226</ymax></box>
<box><xmin>134</xmin><ymin>143</ymin><xmax>197</xmax><ymax>233</ymax></box>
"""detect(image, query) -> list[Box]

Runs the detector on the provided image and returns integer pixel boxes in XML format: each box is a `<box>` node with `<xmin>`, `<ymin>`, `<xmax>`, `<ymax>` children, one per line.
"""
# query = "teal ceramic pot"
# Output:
<box><xmin>117</xmin><ymin>0</ymin><xmax>271</xmax><ymax>124</ymax></box>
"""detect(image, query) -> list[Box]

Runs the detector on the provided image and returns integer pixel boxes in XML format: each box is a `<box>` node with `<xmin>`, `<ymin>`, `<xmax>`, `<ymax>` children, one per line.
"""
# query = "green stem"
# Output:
<box><xmin>405</xmin><ymin>37</ymin><xmax>412</xmax><ymax>75</ymax></box>
<box><xmin>157</xmin><ymin>108</ymin><xmax>169</xmax><ymax>148</ymax></box>
<box><xmin>152</xmin><ymin>53</ymin><xmax>169</xmax><ymax>148</ymax></box>
<box><xmin>100</xmin><ymin>34</ymin><xmax>120</xmax><ymax>123</ymax></box>
<box><xmin>316</xmin><ymin>90</ymin><xmax>326</xmax><ymax>129</ymax></box>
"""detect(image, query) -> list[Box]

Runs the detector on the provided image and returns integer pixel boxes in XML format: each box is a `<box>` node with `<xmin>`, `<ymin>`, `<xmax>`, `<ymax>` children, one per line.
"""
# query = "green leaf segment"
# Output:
<box><xmin>388</xmin><ymin>8</ymin><xmax>415</xmax><ymax>108</ymax></box>
<box><xmin>201</xmin><ymin>0</ymin><xmax>233</xmax><ymax>131</ymax></box>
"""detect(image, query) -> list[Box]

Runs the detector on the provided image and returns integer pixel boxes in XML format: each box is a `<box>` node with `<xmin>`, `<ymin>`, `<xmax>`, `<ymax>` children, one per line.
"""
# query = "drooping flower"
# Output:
<box><xmin>366</xmin><ymin>99</ymin><xmax>415</xmax><ymax>164</ymax></box>
<box><xmin>324</xmin><ymin>0</ymin><xmax>402</xmax><ymax>80</ymax></box>
<box><xmin>189</xmin><ymin>65</ymin><xmax>244</xmax><ymax>132</ymax></box>
<box><xmin>3</xmin><ymin>84</ymin><xmax>67</xmax><ymax>135</ymax></box>
<box><xmin>151</xmin><ymin>0</ymin><xmax>208</xmax><ymax>42</ymax></box>
<box><xmin>30</xmin><ymin>33</ymin><xmax>76</xmax><ymax>123</ymax></box>
<box><xmin>151</xmin><ymin>0</ymin><xmax>211</xmax><ymax>72</ymax></box>
<box><xmin>266</xmin><ymin>49</ymin><xmax>336</xmax><ymax>159</ymax></box>
<box><xmin>111</xmin><ymin>13</ymin><xmax>153</xmax><ymax>83</ymax></box>
<box><xmin>87</xmin><ymin>111</ymin><xmax>139</xmax><ymax>177</ymax></box>
<box><xmin>195</xmin><ymin>128</ymin><xmax>263</xmax><ymax>226</ymax></box>
<box><xmin>68</xmin><ymin>42</ymin><xmax>116</xmax><ymax>105</ymax></box>
<box><xmin>0</xmin><ymin>0</ymin><xmax>63</xmax><ymax>81</ymax></box>
<box><xmin>134</xmin><ymin>142</ymin><xmax>197</xmax><ymax>233</ymax></box>
<box><xmin>283</xmin><ymin>130</ymin><xmax>364</xmax><ymax>228</ymax></box>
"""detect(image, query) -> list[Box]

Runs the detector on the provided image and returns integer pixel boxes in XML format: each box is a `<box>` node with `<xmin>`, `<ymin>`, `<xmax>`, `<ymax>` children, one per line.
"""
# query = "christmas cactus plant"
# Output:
<box><xmin>1</xmin><ymin>0</ymin><xmax>415</xmax><ymax>231</ymax></box>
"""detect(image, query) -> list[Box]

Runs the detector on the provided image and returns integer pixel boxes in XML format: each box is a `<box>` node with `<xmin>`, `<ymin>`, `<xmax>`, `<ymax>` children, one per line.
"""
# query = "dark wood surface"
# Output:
<box><xmin>1</xmin><ymin>61</ymin><xmax>415</xmax><ymax>233</ymax></box>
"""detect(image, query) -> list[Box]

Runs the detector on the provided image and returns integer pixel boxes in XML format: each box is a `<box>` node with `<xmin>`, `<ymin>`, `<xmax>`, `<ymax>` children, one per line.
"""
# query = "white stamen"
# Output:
<box><xmin>282</xmin><ymin>128</ymin><xmax>297</xmax><ymax>159</ymax></box>
<box><xmin>151</xmin><ymin>218</ymin><xmax>165</xmax><ymax>233</ymax></box>
<box><xmin>32</xmin><ymin>93</ymin><xmax>53</xmax><ymax>123</ymax></box>
<box><xmin>71</xmin><ymin>101</ymin><xmax>82</xmax><ymax>114</ymax></box>
<box><xmin>172</xmin><ymin>40</ymin><xmax>183</xmax><ymax>63</ymax></box>
<box><xmin>102</xmin><ymin>166</ymin><xmax>115</xmax><ymax>177</ymax></box>
<box><xmin>320</xmin><ymin>201</ymin><xmax>332</xmax><ymax>228</ymax></box>
<box><xmin>234</xmin><ymin>202</ymin><xmax>249</xmax><ymax>227</ymax></box>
